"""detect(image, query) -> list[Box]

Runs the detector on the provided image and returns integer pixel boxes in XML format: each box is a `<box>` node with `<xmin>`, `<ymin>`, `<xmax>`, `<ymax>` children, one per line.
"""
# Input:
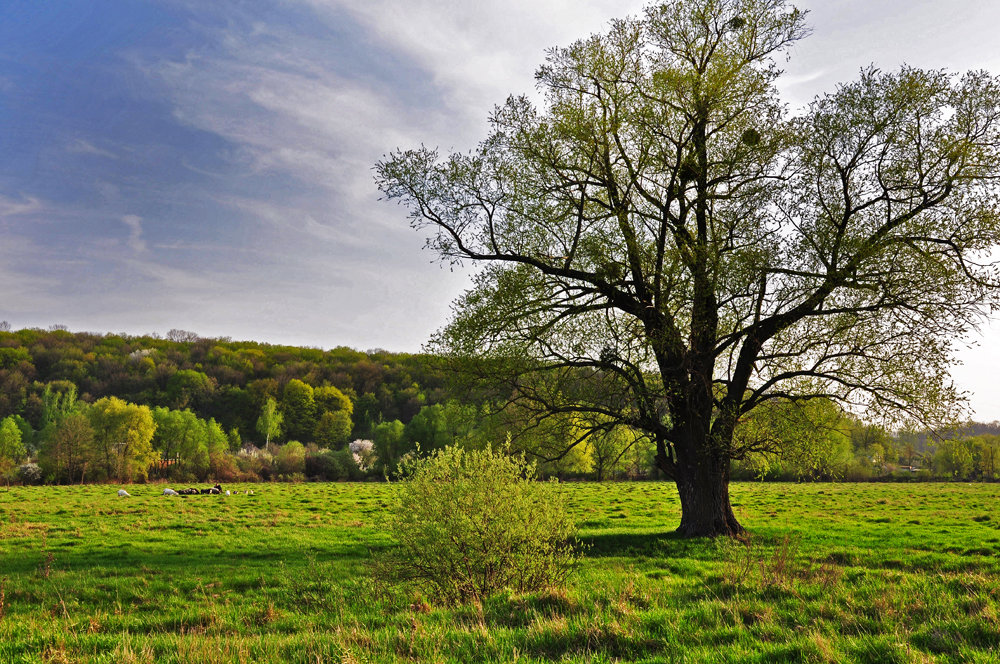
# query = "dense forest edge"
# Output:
<box><xmin>0</xmin><ymin>323</ymin><xmax>996</xmax><ymax>485</ymax></box>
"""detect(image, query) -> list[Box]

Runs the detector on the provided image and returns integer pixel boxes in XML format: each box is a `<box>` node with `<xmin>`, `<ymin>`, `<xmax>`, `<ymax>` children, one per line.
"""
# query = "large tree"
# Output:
<box><xmin>376</xmin><ymin>0</ymin><xmax>1000</xmax><ymax>536</ymax></box>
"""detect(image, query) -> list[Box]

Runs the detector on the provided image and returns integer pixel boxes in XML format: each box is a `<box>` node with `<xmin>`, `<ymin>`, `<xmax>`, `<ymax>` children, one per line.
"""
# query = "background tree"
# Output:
<box><xmin>275</xmin><ymin>440</ymin><xmax>306</xmax><ymax>477</ymax></box>
<box><xmin>40</xmin><ymin>380</ymin><xmax>78</xmax><ymax>430</ymax></box>
<box><xmin>205</xmin><ymin>418</ymin><xmax>234</xmax><ymax>479</ymax></box>
<box><xmin>87</xmin><ymin>397</ymin><xmax>157</xmax><ymax>483</ymax></box>
<box><xmin>971</xmin><ymin>434</ymin><xmax>1000</xmax><ymax>479</ymax></box>
<box><xmin>0</xmin><ymin>416</ymin><xmax>26</xmax><ymax>481</ymax></box>
<box><xmin>0</xmin><ymin>325</ymin><xmax>453</xmax><ymax>450</ymax></box>
<box><xmin>372</xmin><ymin>419</ymin><xmax>407</xmax><ymax>474</ymax></box>
<box><xmin>377</xmin><ymin>0</ymin><xmax>1000</xmax><ymax>535</ymax></box>
<box><xmin>314</xmin><ymin>410</ymin><xmax>352</xmax><ymax>447</ymax></box>
<box><xmin>280</xmin><ymin>379</ymin><xmax>316</xmax><ymax>443</ymax></box>
<box><xmin>152</xmin><ymin>407</ymin><xmax>209</xmax><ymax>480</ymax></box>
<box><xmin>404</xmin><ymin>401</ymin><xmax>478</xmax><ymax>452</ymax></box>
<box><xmin>8</xmin><ymin>415</ymin><xmax>36</xmax><ymax>457</ymax></box>
<box><xmin>256</xmin><ymin>397</ymin><xmax>283</xmax><ymax>446</ymax></box>
<box><xmin>353</xmin><ymin>392</ymin><xmax>382</xmax><ymax>439</ymax></box>
<box><xmin>734</xmin><ymin>398</ymin><xmax>854</xmax><ymax>480</ymax></box>
<box><xmin>934</xmin><ymin>438</ymin><xmax>974</xmax><ymax>479</ymax></box>
<box><xmin>587</xmin><ymin>420</ymin><xmax>643</xmax><ymax>481</ymax></box>
<box><xmin>165</xmin><ymin>369</ymin><xmax>215</xmax><ymax>410</ymax></box>
<box><xmin>38</xmin><ymin>412</ymin><xmax>94</xmax><ymax>484</ymax></box>
<box><xmin>312</xmin><ymin>384</ymin><xmax>355</xmax><ymax>446</ymax></box>
<box><xmin>227</xmin><ymin>426</ymin><xmax>242</xmax><ymax>453</ymax></box>
<box><xmin>313</xmin><ymin>385</ymin><xmax>353</xmax><ymax>418</ymax></box>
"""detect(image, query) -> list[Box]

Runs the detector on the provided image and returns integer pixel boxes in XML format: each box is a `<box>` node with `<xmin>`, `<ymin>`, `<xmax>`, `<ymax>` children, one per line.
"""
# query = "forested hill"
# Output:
<box><xmin>3</xmin><ymin>326</ymin><xmax>1000</xmax><ymax>485</ymax></box>
<box><xmin>0</xmin><ymin>326</ymin><xmax>449</xmax><ymax>442</ymax></box>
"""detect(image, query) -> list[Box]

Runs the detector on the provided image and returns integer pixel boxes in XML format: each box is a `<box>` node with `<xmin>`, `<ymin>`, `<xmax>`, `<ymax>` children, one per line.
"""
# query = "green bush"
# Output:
<box><xmin>305</xmin><ymin>447</ymin><xmax>363</xmax><ymax>481</ymax></box>
<box><xmin>305</xmin><ymin>448</ymin><xmax>341</xmax><ymax>480</ymax></box>
<box><xmin>382</xmin><ymin>445</ymin><xmax>579</xmax><ymax>605</ymax></box>
<box><xmin>331</xmin><ymin>447</ymin><xmax>363</xmax><ymax>481</ymax></box>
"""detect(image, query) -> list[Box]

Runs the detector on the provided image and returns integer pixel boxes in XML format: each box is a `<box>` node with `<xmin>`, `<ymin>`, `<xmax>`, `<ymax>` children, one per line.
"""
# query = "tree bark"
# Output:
<box><xmin>671</xmin><ymin>435</ymin><xmax>744</xmax><ymax>537</ymax></box>
<box><xmin>675</xmin><ymin>470</ymin><xmax>743</xmax><ymax>537</ymax></box>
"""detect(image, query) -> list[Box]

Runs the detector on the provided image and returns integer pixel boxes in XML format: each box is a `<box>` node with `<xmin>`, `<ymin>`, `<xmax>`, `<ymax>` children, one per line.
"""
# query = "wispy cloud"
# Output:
<box><xmin>0</xmin><ymin>194</ymin><xmax>43</xmax><ymax>218</ymax></box>
<box><xmin>121</xmin><ymin>215</ymin><xmax>147</xmax><ymax>253</ymax></box>
<box><xmin>67</xmin><ymin>139</ymin><xmax>119</xmax><ymax>159</ymax></box>
<box><xmin>313</xmin><ymin>0</ymin><xmax>646</xmax><ymax>114</ymax></box>
<box><xmin>145</xmin><ymin>42</ymin><xmax>438</xmax><ymax>196</ymax></box>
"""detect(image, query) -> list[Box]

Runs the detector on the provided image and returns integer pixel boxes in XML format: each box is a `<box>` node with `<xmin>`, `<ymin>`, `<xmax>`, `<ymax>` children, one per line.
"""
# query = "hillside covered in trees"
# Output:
<box><xmin>0</xmin><ymin>325</ymin><xmax>465</xmax><ymax>483</ymax></box>
<box><xmin>0</xmin><ymin>324</ymin><xmax>997</xmax><ymax>485</ymax></box>
<box><xmin>0</xmin><ymin>326</ymin><xmax>447</xmax><ymax>439</ymax></box>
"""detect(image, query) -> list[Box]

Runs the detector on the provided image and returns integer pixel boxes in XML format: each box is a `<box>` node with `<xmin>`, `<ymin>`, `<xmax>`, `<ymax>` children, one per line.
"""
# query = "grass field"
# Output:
<box><xmin>1</xmin><ymin>481</ymin><xmax>999</xmax><ymax>663</ymax></box>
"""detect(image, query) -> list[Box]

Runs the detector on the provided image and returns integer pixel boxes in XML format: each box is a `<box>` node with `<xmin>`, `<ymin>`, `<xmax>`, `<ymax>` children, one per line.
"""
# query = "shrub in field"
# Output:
<box><xmin>305</xmin><ymin>448</ymin><xmax>339</xmax><ymax>480</ymax></box>
<box><xmin>383</xmin><ymin>445</ymin><xmax>579</xmax><ymax>604</ymax></box>
<box><xmin>235</xmin><ymin>450</ymin><xmax>271</xmax><ymax>481</ymax></box>
<box><xmin>305</xmin><ymin>447</ymin><xmax>363</xmax><ymax>481</ymax></box>
<box><xmin>17</xmin><ymin>462</ymin><xmax>42</xmax><ymax>485</ymax></box>
<box><xmin>275</xmin><ymin>441</ymin><xmax>306</xmax><ymax>477</ymax></box>
<box><xmin>332</xmin><ymin>447</ymin><xmax>363</xmax><ymax>480</ymax></box>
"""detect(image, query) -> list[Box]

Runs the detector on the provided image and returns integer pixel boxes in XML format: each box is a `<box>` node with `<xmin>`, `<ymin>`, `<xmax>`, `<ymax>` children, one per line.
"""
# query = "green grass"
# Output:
<box><xmin>1</xmin><ymin>482</ymin><xmax>999</xmax><ymax>663</ymax></box>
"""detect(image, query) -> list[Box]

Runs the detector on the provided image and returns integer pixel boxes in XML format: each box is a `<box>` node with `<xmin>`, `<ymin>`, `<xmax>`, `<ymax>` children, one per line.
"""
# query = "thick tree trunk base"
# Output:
<box><xmin>675</xmin><ymin>514</ymin><xmax>745</xmax><ymax>538</ymax></box>
<box><xmin>675</xmin><ymin>472</ymin><xmax>745</xmax><ymax>538</ymax></box>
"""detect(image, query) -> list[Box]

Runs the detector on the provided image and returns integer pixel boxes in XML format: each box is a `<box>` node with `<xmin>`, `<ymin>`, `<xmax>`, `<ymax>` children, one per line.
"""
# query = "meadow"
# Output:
<box><xmin>0</xmin><ymin>481</ymin><xmax>998</xmax><ymax>663</ymax></box>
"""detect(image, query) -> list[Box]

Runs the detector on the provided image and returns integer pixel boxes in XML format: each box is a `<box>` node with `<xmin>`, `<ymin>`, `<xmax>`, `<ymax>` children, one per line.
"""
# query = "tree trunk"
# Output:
<box><xmin>672</xmin><ymin>445</ymin><xmax>744</xmax><ymax>537</ymax></box>
<box><xmin>675</xmin><ymin>472</ymin><xmax>743</xmax><ymax>537</ymax></box>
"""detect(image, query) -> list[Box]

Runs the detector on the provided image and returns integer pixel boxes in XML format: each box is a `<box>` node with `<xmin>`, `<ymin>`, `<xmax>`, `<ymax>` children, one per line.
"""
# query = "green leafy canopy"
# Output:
<box><xmin>376</xmin><ymin>0</ymin><xmax>1000</xmax><ymax>443</ymax></box>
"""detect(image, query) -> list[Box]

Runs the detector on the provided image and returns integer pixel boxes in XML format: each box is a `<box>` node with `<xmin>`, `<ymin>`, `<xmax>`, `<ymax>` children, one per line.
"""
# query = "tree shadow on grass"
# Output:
<box><xmin>578</xmin><ymin>530</ymin><xmax>717</xmax><ymax>560</ymax></box>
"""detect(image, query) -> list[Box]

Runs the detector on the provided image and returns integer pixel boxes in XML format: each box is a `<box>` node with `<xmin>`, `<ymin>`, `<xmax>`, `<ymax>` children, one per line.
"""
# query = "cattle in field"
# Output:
<box><xmin>163</xmin><ymin>488</ymin><xmax>179</xmax><ymax>496</ymax></box>
<box><xmin>117</xmin><ymin>489</ymin><xmax>130</xmax><ymax>497</ymax></box>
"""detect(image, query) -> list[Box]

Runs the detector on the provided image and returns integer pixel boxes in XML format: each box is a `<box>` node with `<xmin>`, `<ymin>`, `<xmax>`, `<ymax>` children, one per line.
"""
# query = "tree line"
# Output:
<box><xmin>0</xmin><ymin>325</ymin><xmax>997</xmax><ymax>485</ymax></box>
<box><xmin>0</xmin><ymin>326</ymin><xmax>448</xmax><ymax>440</ymax></box>
<box><xmin>0</xmin><ymin>325</ymin><xmax>448</xmax><ymax>483</ymax></box>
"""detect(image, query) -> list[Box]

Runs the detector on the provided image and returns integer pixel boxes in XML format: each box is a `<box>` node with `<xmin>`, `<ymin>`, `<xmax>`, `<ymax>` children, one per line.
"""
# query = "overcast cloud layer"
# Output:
<box><xmin>3</xmin><ymin>1</ymin><xmax>1000</xmax><ymax>418</ymax></box>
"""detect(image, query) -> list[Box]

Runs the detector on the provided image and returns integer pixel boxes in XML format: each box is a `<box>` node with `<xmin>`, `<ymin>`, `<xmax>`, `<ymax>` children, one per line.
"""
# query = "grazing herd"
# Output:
<box><xmin>116</xmin><ymin>484</ymin><xmax>255</xmax><ymax>497</ymax></box>
<box><xmin>175</xmin><ymin>484</ymin><xmax>224</xmax><ymax>495</ymax></box>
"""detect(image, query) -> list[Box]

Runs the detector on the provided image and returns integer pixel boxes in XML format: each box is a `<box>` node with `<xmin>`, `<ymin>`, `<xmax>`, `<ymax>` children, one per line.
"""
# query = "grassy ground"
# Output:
<box><xmin>1</xmin><ymin>481</ymin><xmax>999</xmax><ymax>663</ymax></box>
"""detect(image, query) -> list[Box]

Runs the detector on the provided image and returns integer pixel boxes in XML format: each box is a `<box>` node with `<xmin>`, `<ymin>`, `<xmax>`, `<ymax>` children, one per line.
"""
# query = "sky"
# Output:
<box><xmin>3</xmin><ymin>1</ymin><xmax>1000</xmax><ymax>419</ymax></box>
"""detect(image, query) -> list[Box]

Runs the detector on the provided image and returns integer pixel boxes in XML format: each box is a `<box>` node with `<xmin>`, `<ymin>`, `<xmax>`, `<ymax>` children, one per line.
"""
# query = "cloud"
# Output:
<box><xmin>121</xmin><ymin>215</ymin><xmax>147</xmax><ymax>253</ymax></box>
<box><xmin>313</xmin><ymin>0</ymin><xmax>647</xmax><ymax>114</ymax></box>
<box><xmin>131</xmin><ymin>0</ymin><xmax>653</xmax><ymax>287</ymax></box>
<box><xmin>142</xmin><ymin>1</ymin><xmax>649</xmax><ymax>204</ymax></box>
<box><xmin>146</xmin><ymin>43</ymin><xmax>438</xmax><ymax>193</ymax></box>
<box><xmin>91</xmin><ymin>1</ymin><xmax>650</xmax><ymax>352</ymax></box>
<box><xmin>0</xmin><ymin>194</ymin><xmax>43</xmax><ymax>218</ymax></box>
<box><xmin>67</xmin><ymin>139</ymin><xmax>119</xmax><ymax>160</ymax></box>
